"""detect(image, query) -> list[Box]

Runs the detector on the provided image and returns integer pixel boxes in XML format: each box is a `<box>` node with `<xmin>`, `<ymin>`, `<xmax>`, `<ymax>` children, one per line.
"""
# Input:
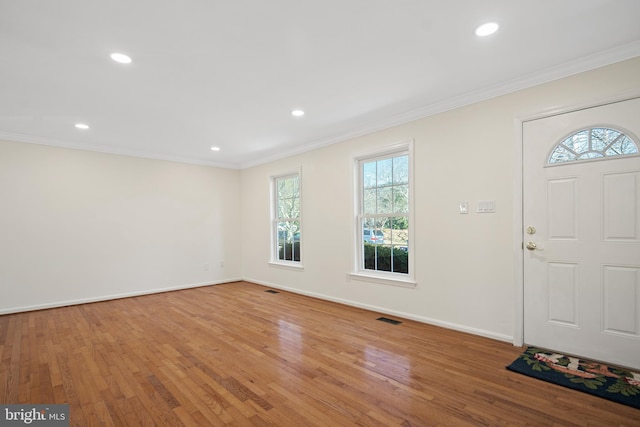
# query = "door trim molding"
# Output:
<box><xmin>513</xmin><ymin>88</ymin><xmax>640</xmax><ymax>347</ymax></box>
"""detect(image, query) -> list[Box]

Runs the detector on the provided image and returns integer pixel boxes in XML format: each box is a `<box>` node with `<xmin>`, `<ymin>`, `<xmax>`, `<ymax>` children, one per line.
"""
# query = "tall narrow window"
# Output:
<box><xmin>273</xmin><ymin>174</ymin><xmax>301</xmax><ymax>263</ymax></box>
<box><xmin>358</xmin><ymin>150</ymin><xmax>410</xmax><ymax>276</ymax></box>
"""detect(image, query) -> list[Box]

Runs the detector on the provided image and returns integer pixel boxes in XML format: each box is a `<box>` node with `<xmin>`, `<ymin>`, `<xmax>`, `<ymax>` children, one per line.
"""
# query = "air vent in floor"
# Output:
<box><xmin>376</xmin><ymin>317</ymin><xmax>402</xmax><ymax>325</ymax></box>
<box><xmin>265</xmin><ymin>290</ymin><xmax>280</xmax><ymax>294</ymax></box>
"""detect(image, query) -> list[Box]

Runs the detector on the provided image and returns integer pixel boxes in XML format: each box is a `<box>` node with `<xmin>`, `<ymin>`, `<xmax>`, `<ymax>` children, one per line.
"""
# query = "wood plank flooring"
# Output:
<box><xmin>0</xmin><ymin>281</ymin><xmax>638</xmax><ymax>426</ymax></box>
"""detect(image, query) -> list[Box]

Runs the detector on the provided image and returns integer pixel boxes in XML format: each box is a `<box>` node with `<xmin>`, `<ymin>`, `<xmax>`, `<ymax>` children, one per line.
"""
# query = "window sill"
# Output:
<box><xmin>348</xmin><ymin>272</ymin><xmax>416</xmax><ymax>288</ymax></box>
<box><xmin>269</xmin><ymin>261</ymin><xmax>304</xmax><ymax>271</ymax></box>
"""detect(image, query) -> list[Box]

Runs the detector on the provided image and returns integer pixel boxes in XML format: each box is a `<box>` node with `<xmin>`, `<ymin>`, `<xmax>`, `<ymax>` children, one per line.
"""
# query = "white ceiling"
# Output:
<box><xmin>1</xmin><ymin>1</ymin><xmax>640</xmax><ymax>169</ymax></box>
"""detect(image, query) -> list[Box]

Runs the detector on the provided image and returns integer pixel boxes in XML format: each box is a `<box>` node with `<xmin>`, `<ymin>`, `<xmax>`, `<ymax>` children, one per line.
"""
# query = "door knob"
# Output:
<box><xmin>526</xmin><ymin>241</ymin><xmax>537</xmax><ymax>250</ymax></box>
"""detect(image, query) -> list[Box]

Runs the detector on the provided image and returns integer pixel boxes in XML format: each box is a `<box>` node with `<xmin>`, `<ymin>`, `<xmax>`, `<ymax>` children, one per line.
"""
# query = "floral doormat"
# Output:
<box><xmin>506</xmin><ymin>347</ymin><xmax>640</xmax><ymax>409</ymax></box>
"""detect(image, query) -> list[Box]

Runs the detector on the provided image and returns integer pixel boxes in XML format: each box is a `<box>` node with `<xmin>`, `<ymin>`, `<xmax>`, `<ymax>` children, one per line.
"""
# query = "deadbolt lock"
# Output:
<box><xmin>526</xmin><ymin>226</ymin><xmax>536</xmax><ymax>235</ymax></box>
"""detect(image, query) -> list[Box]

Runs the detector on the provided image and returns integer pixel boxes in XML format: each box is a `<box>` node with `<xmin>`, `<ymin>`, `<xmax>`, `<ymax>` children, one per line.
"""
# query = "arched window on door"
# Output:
<box><xmin>548</xmin><ymin>127</ymin><xmax>639</xmax><ymax>165</ymax></box>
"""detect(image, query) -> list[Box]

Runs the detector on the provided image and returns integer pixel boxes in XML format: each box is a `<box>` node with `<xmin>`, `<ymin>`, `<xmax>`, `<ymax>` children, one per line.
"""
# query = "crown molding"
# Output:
<box><xmin>2</xmin><ymin>42</ymin><xmax>639</xmax><ymax>171</ymax></box>
<box><xmin>240</xmin><ymin>40</ymin><xmax>640</xmax><ymax>169</ymax></box>
<box><xmin>0</xmin><ymin>131</ymin><xmax>242</xmax><ymax>169</ymax></box>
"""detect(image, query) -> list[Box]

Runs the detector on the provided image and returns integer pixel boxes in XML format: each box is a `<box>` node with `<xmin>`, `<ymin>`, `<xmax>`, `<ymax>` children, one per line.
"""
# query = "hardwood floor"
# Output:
<box><xmin>0</xmin><ymin>281</ymin><xmax>637</xmax><ymax>426</ymax></box>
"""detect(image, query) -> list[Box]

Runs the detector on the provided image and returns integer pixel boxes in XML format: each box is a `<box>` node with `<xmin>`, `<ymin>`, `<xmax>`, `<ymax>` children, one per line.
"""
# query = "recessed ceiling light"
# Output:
<box><xmin>75</xmin><ymin>123</ymin><xmax>90</xmax><ymax>130</ymax></box>
<box><xmin>475</xmin><ymin>22</ymin><xmax>499</xmax><ymax>37</ymax></box>
<box><xmin>210</xmin><ymin>146</ymin><xmax>221</xmax><ymax>152</ymax></box>
<box><xmin>110</xmin><ymin>53</ymin><xmax>132</xmax><ymax>64</ymax></box>
<box><xmin>291</xmin><ymin>109</ymin><xmax>305</xmax><ymax>117</ymax></box>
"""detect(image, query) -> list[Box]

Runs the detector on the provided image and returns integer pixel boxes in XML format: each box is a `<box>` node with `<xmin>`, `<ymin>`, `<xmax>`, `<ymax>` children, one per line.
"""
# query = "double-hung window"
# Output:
<box><xmin>355</xmin><ymin>145</ymin><xmax>413</xmax><ymax>283</ymax></box>
<box><xmin>272</xmin><ymin>173</ymin><xmax>301</xmax><ymax>264</ymax></box>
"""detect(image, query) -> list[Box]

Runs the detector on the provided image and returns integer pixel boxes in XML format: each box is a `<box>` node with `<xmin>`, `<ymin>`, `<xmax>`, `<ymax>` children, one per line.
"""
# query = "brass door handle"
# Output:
<box><xmin>526</xmin><ymin>241</ymin><xmax>541</xmax><ymax>251</ymax></box>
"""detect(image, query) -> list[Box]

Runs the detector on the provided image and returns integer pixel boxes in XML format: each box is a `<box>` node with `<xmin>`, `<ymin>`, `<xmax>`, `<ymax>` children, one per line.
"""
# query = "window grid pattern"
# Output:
<box><xmin>549</xmin><ymin>127</ymin><xmax>639</xmax><ymax>165</ymax></box>
<box><xmin>274</xmin><ymin>174</ymin><xmax>300</xmax><ymax>263</ymax></box>
<box><xmin>359</xmin><ymin>153</ymin><xmax>409</xmax><ymax>274</ymax></box>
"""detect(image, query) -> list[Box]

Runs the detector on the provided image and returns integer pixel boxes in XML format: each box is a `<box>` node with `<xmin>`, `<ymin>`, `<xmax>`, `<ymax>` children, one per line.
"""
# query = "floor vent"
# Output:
<box><xmin>265</xmin><ymin>290</ymin><xmax>280</xmax><ymax>294</ymax></box>
<box><xmin>376</xmin><ymin>317</ymin><xmax>402</xmax><ymax>325</ymax></box>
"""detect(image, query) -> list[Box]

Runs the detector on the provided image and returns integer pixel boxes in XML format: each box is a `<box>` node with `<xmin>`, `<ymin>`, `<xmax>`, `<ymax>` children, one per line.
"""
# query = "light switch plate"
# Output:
<box><xmin>459</xmin><ymin>202</ymin><xmax>469</xmax><ymax>214</ymax></box>
<box><xmin>477</xmin><ymin>200</ymin><xmax>496</xmax><ymax>213</ymax></box>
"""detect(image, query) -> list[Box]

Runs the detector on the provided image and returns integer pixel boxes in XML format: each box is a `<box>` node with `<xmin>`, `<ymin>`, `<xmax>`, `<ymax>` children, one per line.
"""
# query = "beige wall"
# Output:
<box><xmin>2</xmin><ymin>57</ymin><xmax>639</xmax><ymax>340</ymax></box>
<box><xmin>0</xmin><ymin>141</ymin><xmax>242</xmax><ymax>313</ymax></box>
<box><xmin>240</xmin><ymin>57</ymin><xmax>640</xmax><ymax>341</ymax></box>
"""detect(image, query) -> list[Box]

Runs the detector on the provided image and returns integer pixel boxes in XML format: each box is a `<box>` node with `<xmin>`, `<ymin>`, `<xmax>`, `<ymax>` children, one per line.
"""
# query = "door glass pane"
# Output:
<box><xmin>610</xmin><ymin>136</ymin><xmax>639</xmax><ymax>155</ymax></box>
<box><xmin>566</xmin><ymin>130</ymin><xmax>589</xmax><ymax>154</ymax></box>
<box><xmin>578</xmin><ymin>152</ymin><xmax>603</xmax><ymax>160</ymax></box>
<box><xmin>549</xmin><ymin>127</ymin><xmax>639</xmax><ymax>164</ymax></box>
<box><xmin>592</xmin><ymin>128</ymin><xmax>621</xmax><ymax>148</ymax></box>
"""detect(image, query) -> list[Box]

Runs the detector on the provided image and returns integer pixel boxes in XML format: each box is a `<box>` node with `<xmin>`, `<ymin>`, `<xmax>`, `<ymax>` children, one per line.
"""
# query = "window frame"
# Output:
<box><xmin>270</xmin><ymin>170</ymin><xmax>303</xmax><ymax>269</ymax></box>
<box><xmin>350</xmin><ymin>141</ymin><xmax>416</xmax><ymax>287</ymax></box>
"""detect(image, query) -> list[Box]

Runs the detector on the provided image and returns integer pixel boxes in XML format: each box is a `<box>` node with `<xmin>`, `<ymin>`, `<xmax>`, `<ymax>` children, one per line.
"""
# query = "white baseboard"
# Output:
<box><xmin>244</xmin><ymin>277</ymin><xmax>514</xmax><ymax>344</ymax></box>
<box><xmin>2</xmin><ymin>276</ymin><xmax>514</xmax><ymax>345</ymax></box>
<box><xmin>0</xmin><ymin>277</ymin><xmax>242</xmax><ymax>315</ymax></box>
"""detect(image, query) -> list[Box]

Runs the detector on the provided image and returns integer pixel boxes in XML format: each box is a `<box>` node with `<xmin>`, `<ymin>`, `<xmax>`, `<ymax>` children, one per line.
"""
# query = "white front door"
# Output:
<box><xmin>523</xmin><ymin>97</ymin><xmax>640</xmax><ymax>370</ymax></box>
